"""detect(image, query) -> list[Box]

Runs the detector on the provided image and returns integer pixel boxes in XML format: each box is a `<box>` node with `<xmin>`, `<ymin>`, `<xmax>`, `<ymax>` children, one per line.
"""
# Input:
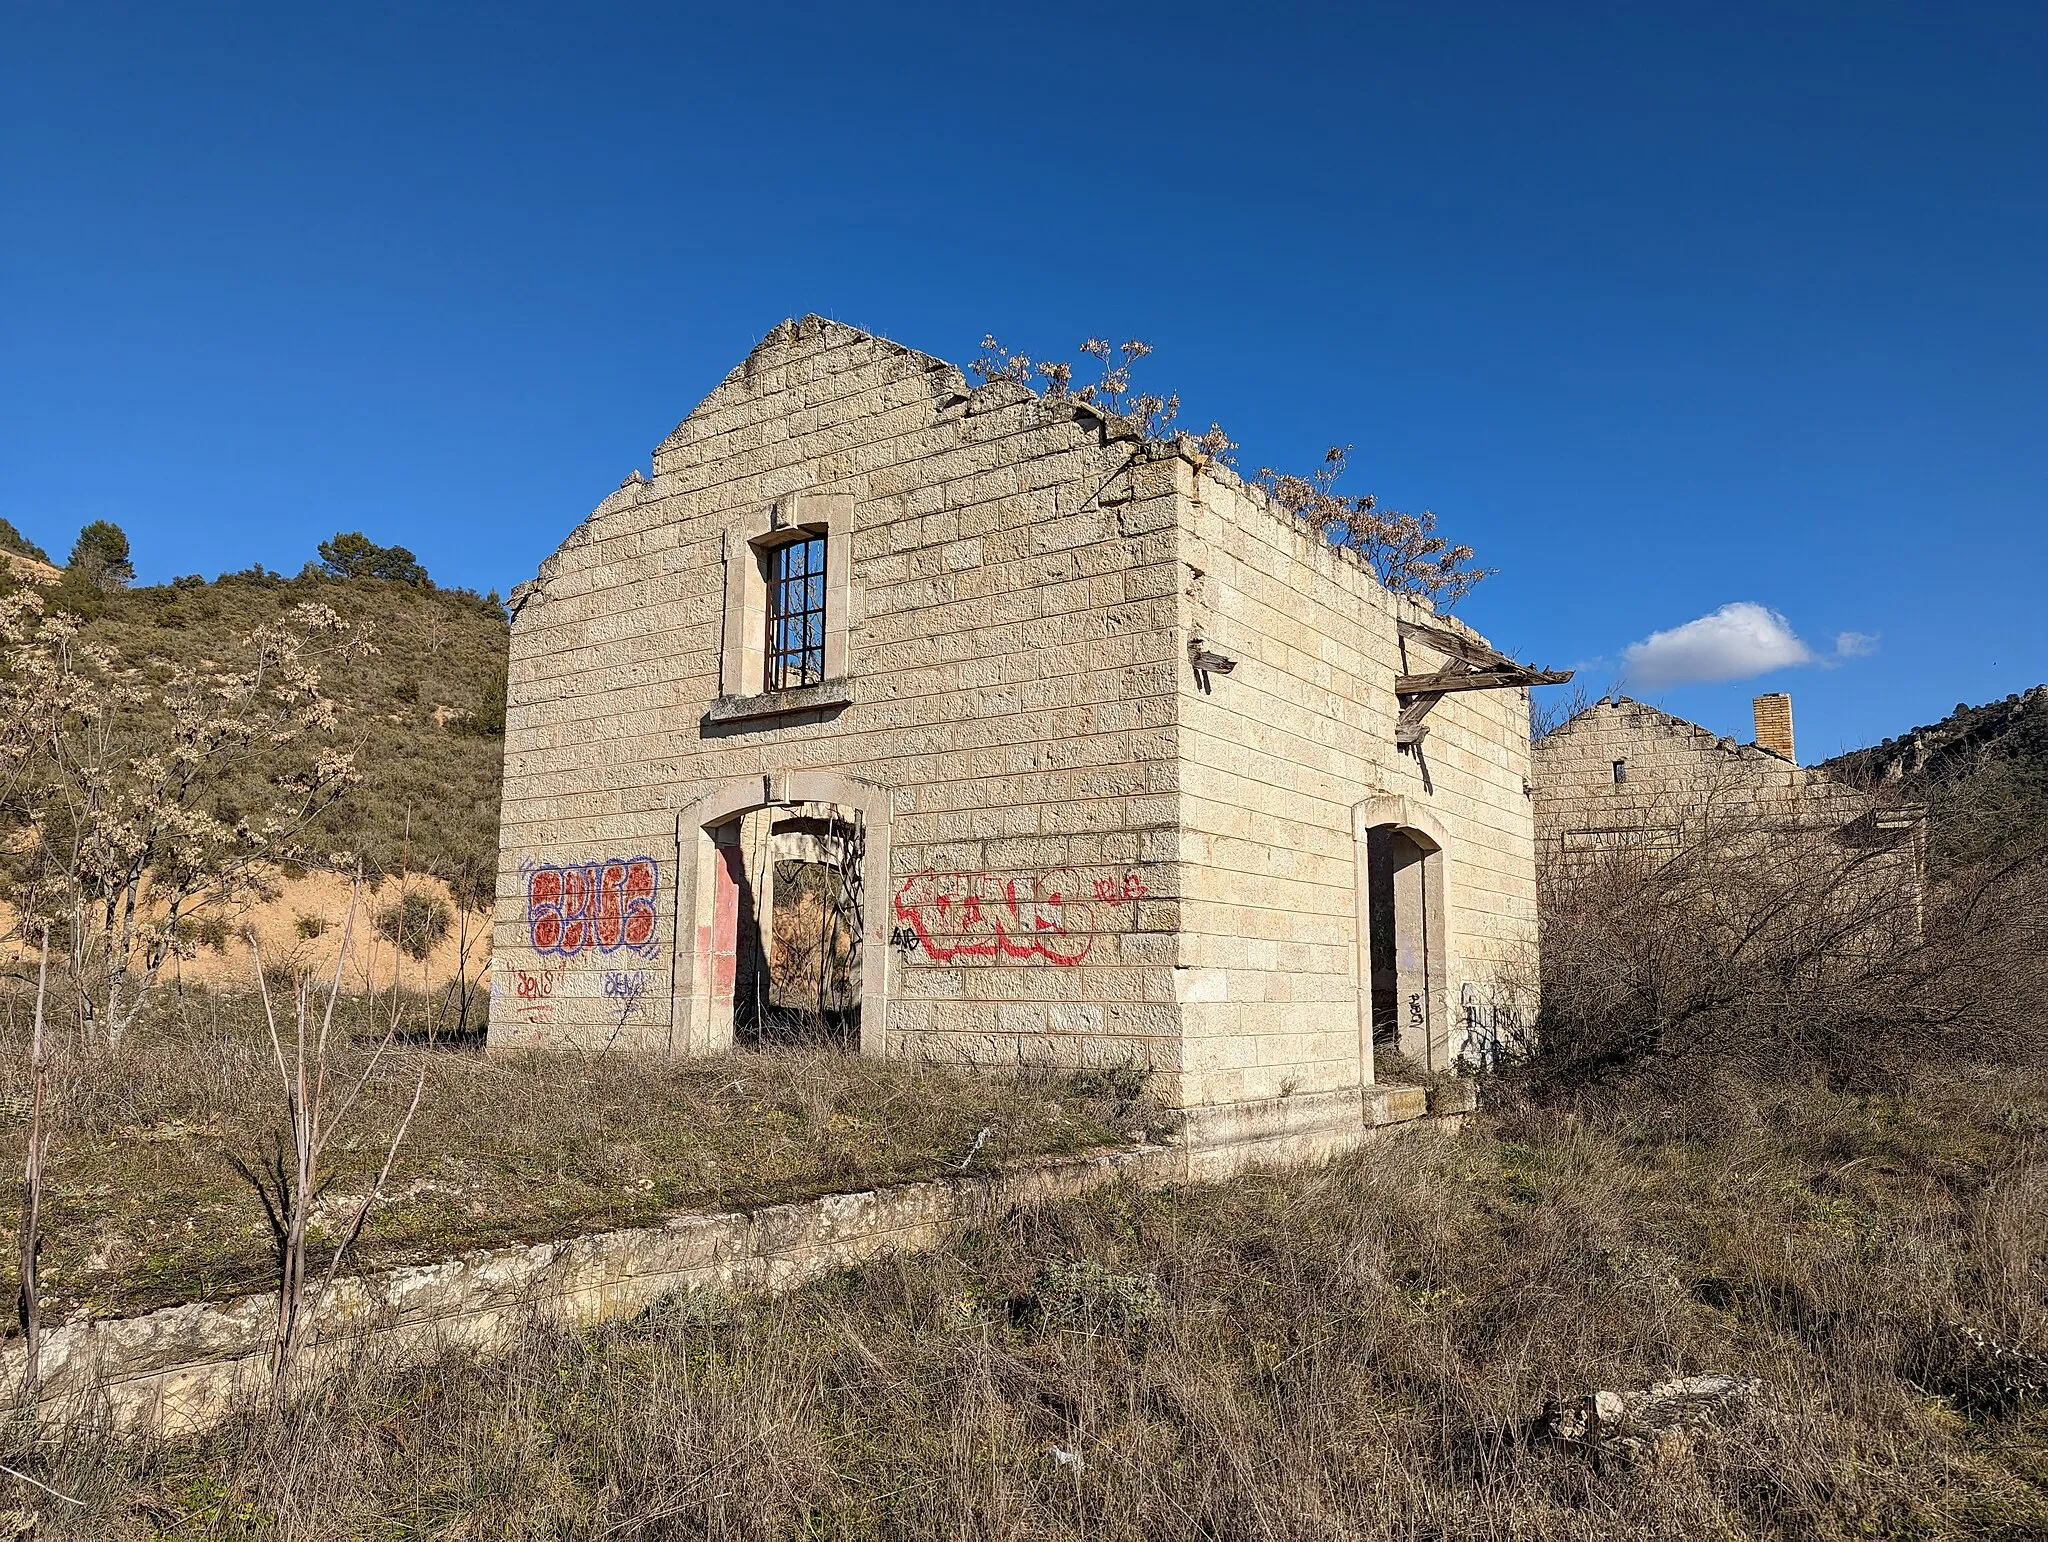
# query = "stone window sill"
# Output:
<box><xmin>702</xmin><ymin>678</ymin><xmax>855</xmax><ymax>727</ymax></box>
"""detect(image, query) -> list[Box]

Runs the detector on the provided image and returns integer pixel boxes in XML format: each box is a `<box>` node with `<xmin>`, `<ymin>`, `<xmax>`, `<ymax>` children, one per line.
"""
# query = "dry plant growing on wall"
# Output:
<box><xmin>1257</xmin><ymin>445</ymin><xmax>1493</xmax><ymax>611</ymax></box>
<box><xmin>0</xmin><ymin>586</ymin><xmax>371</xmax><ymax>1043</ymax></box>
<box><xmin>971</xmin><ymin>335</ymin><xmax>1488</xmax><ymax>609</ymax></box>
<box><xmin>972</xmin><ymin>334</ymin><xmax>1188</xmax><ymax>442</ymax></box>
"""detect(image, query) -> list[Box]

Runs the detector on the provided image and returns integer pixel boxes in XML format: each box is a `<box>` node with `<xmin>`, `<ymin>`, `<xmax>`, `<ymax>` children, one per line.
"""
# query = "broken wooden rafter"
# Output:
<box><xmin>1395</xmin><ymin>666</ymin><xmax>1575</xmax><ymax>695</ymax></box>
<box><xmin>1393</xmin><ymin>620</ymin><xmax>1572</xmax><ymax>749</ymax></box>
<box><xmin>1395</xmin><ymin>694</ymin><xmax>1444</xmax><ymax>746</ymax></box>
<box><xmin>1396</xmin><ymin>619</ymin><xmax>1502</xmax><ymax>670</ymax></box>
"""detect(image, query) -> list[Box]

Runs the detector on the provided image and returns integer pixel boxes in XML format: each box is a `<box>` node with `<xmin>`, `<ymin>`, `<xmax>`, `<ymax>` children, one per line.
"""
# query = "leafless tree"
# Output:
<box><xmin>1531</xmin><ymin>681</ymin><xmax>1598</xmax><ymax>740</ymax></box>
<box><xmin>0</xmin><ymin>586</ymin><xmax>371</xmax><ymax>1043</ymax></box>
<box><xmin>15</xmin><ymin>927</ymin><xmax>50</xmax><ymax>1396</ymax></box>
<box><xmin>248</xmin><ymin>892</ymin><xmax>425</xmax><ymax>1394</ymax></box>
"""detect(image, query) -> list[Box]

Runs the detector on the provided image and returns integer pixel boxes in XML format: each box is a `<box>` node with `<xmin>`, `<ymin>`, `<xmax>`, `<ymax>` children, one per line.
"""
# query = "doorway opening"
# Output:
<box><xmin>1358</xmin><ymin>811</ymin><xmax>1448</xmax><ymax>1076</ymax></box>
<box><xmin>709</xmin><ymin>801</ymin><xmax>865</xmax><ymax>1049</ymax></box>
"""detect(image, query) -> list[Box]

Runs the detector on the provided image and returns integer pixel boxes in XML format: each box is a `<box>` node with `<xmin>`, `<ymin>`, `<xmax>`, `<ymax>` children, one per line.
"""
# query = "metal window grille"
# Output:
<box><xmin>765</xmin><ymin>535</ymin><xmax>827</xmax><ymax>690</ymax></box>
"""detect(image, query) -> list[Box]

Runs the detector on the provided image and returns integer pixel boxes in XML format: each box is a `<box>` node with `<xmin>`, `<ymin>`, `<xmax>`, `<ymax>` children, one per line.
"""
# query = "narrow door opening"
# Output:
<box><xmin>1366</xmin><ymin>824</ymin><xmax>1442</xmax><ymax>1070</ymax></box>
<box><xmin>707</xmin><ymin>801</ymin><xmax>864</xmax><ymax>1049</ymax></box>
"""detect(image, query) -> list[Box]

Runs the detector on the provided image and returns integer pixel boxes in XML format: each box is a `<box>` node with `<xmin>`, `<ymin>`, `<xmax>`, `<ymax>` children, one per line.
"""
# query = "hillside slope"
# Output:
<box><xmin>31</xmin><ymin>567</ymin><xmax>509</xmax><ymax>904</ymax></box>
<box><xmin>1824</xmin><ymin>685</ymin><xmax>2048</xmax><ymax>871</ymax></box>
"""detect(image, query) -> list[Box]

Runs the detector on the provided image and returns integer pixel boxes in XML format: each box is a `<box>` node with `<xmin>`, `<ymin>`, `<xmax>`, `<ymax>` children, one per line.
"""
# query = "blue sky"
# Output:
<box><xmin>4</xmin><ymin>3</ymin><xmax>2042</xmax><ymax>758</ymax></box>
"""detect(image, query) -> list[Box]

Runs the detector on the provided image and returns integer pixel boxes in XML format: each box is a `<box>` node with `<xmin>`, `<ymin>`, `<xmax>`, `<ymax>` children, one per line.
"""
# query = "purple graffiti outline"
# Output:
<box><xmin>524</xmin><ymin>854</ymin><xmax>661</xmax><ymax>959</ymax></box>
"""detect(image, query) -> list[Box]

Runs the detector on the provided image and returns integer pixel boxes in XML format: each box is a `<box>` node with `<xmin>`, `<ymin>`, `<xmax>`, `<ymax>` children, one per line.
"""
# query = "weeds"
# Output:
<box><xmin>0</xmin><ymin>990</ymin><xmax>1143</xmax><ymax>1323</ymax></box>
<box><xmin>968</xmin><ymin>335</ymin><xmax>1488</xmax><ymax>609</ymax></box>
<box><xmin>5</xmin><ymin>1067</ymin><xmax>2043</xmax><ymax>1537</ymax></box>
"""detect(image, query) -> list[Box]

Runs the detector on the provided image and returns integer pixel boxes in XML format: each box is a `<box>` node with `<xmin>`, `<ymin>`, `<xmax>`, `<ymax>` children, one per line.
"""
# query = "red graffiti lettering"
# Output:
<box><xmin>890</xmin><ymin>868</ymin><xmax>1147</xmax><ymax>966</ymax></box>
<box><xmin>1091</xmin><ymin>873</ymin><xmax>1149</xmax><ymax>907</ymax></box>
<box><xmin>502</xmin><ymin>963</ymin><xmax>565</xmax><ymax>1024</ymax></box>
<box><xmin>526</xmin><ymin>855</ymin><xmax>662</xmax><ymax>958</ymax></box>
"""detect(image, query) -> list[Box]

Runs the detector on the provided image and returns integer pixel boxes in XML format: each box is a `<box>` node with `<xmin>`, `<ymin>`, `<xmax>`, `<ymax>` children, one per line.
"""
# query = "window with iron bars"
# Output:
<box><xmin>764</xmin><ymin>535</ymin><xmax>827</xmax><ymax>690</ymax></box>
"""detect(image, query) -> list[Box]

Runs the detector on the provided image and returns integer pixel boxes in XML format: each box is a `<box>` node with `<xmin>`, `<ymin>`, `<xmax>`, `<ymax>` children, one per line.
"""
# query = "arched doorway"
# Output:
<box><xmin>674</xmin><ymin>772</ymin><xmax>892</xmax><ymax>1057</ymax></box>
<box><xmin>1352</xmin><ymin>796</ymin><xmax>1449</xmax><ymax>1084</ymax></box>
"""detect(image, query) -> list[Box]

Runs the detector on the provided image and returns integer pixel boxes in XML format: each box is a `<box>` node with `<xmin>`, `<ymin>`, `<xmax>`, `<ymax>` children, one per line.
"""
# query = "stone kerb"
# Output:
<box><xmin>1</xmin><ymin>1145</ymin><xmax>1185</xmax><ymax>1439</ymax></box>
<box><xmin>0</xmin><ymin>1096</ymin><xmax>1477</xmax><ymax>1440</ymax></box>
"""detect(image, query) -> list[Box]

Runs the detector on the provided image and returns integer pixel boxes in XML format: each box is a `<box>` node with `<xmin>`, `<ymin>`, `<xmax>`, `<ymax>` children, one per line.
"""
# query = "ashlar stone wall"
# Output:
<box><xmin>1530</xmin><ymin>698</ymin><xmax>1925</xmax><ymax>929</ymax></box>
<box><xmin>494</xmin><ymin>318</ymin><xmax>1191</xmax><ymax>1090</ymax></box>
<box><xmin>1532</xmin><ymin>698</ymin><xmax>1885</xmax><ymax>858</ymax></box>
<box><xmin>494</xmin><ymin>317</ymin><xmax>1544</xmax><ymax>1124</ymax></box>
<box><xmin>1170</xmin><ymin>457</ymin><xmax>1538</xmax><ymax>1108</ymax></box>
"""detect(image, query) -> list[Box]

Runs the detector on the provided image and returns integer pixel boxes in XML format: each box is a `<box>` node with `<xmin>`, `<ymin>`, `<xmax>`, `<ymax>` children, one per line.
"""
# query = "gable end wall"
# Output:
<box><xmin>493</xmin><ymin>320</ymin><xmax>1190</xmax><ymax>1089</ymax></box>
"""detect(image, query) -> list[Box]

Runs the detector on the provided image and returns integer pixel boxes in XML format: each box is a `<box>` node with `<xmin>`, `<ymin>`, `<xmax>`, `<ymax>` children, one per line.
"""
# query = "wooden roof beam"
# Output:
<box><xmin>1396</xmin><ymin>618</ymin><xmax>1505</xmax><ymax>670</ymax></box>
<box><xmin>1397</xmin><ymin>665</ymin><xmax>1574</xmax><ymax>696</ymax></box>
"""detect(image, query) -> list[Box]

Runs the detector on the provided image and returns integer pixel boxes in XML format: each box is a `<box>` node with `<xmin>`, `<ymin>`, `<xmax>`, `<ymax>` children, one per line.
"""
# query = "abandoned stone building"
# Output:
<box><xmin>1530</xmin><ymin>693</ymin><xmax>1925</xmax><ymax>919</ymax></box>
<box><xmin>491</xmin><ymin>316</ymin><xmax>1564</xmax><ymax>1162</ymax></box>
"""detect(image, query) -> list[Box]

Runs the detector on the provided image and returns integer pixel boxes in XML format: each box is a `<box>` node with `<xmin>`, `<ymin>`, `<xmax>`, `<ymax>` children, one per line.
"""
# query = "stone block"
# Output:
<box><xmin>1373</xmin><ymin>1085</ymin><xmax>1429</xmax><ymax>1125</ymax></box>
<box><xmin>1427</xmin><ymin>1077</ymin><xmax>1480</xmax><ymax>1116</ymax></box>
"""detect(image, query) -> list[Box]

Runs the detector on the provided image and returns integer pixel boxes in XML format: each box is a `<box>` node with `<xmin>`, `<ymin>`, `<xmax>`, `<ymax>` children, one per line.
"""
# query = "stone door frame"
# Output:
<box><xmin>671</xmin><ymin>770</ymin><xmax>893</xmax><ymax>1057</ymax></box>
<box><xmin>1352</xmin><ymin>794</ymin><xmax>1451</xmax><ymax>1085</ymax></box>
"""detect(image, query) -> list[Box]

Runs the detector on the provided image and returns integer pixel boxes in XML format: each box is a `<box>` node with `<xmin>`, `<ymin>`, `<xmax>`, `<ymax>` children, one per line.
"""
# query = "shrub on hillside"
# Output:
<box><xmin>376</xmin><ymin>890</ymin><xmax>453</xmax><ymax>962</ymax></box>
<box><xmin>452</xmin><ymin>665</ymin><xmax>506</xmax><ymax>737</ymax></box>
<box><xmin>0</xmin><ymin>517</ymin><xmax>52</xmax><ymax>565</ymax></box>
<box><xmin>316</xmin><ymin>531</ymin><xmax>430</xmax><ymax>587</ymax></box>
<box><xmin>14</xmin><ymin>568</ymin><xmax>509</xmax><ymax>903</ymax></box>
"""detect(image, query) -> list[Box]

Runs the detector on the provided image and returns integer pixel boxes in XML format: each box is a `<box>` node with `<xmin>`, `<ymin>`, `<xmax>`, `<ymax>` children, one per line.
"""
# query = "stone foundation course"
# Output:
<box><xmin>4</xmin><ymin>1087</ymin><xmax>1467</xmax><ymax>1437</ymax></box>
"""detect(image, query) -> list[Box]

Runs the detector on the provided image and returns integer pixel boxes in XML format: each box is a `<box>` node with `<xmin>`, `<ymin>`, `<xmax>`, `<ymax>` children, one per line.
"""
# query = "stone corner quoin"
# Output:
<box><xmin>490</xmin><ymin>313</ymin><xmax>1543</xmax><ymax>1156</ymax></box>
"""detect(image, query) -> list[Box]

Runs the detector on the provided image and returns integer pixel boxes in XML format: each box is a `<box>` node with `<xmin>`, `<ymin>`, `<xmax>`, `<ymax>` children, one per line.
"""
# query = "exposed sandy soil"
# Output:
<box><xmin>1</xmin><ymin>867</ymin><xmax>490</xmax><ymax>995</ymax></box>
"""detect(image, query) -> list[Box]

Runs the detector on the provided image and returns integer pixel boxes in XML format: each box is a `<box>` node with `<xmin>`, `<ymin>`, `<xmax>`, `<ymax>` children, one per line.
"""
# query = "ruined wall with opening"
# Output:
<box><xmin>1532</xmin><ymin>699</ymin><xmax>1896</xmax><ymax>860</ymax></box>
<box><xmin>1530</xmin><ymin>698</ymin><xmax>1926</xmax><ymax>937</ymax></box>
<box><xmin>1169</xmin><ymin>457</ymin><xmax>1540</xmax><ymax>1106</ymax></box>
<box><xmin>492</xmin><ymin>319</ymin><xmax>1189</xmax><ymax>1085</ymax></box>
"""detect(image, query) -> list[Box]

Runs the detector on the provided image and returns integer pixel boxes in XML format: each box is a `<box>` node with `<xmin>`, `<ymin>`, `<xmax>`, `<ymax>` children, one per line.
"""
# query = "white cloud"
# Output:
<box><xmin>1833</xmin><ymin>630</ymin><xmax>1879</xmax><ymax>659</ymax></box>
<box><xmin>1621</xmin><ymin>602</ymin><xmax>1815</xmax><ymax>689</ymax></box>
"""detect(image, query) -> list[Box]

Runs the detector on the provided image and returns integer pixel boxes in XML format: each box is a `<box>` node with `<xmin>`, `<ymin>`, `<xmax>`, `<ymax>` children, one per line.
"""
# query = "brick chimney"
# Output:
<box><xmin>1752</xmin><ymin>693</ymin><xmax>1795</xmax><ymax>763</ymax></box>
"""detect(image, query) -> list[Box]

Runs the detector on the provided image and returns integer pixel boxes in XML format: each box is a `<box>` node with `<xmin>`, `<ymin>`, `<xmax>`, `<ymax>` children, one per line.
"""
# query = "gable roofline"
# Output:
<box><xmin>510</xmin><ymin>316</ymin><xmax>1502</xmax><ymax>651</ymax></box>
<box><xmin>672</xmin><ymin>322</ymin><xmax>1478</xmax><ymax>630</ymax></box>
<box><xmin>1543</xmin><ymin>695</ymin><xmax>1811</xmax><ymax>770</ymax></box>
<box><xmin>655</xmin><ymin>315</ymin><xmax>970</xmax><ymax>459</ymax></box>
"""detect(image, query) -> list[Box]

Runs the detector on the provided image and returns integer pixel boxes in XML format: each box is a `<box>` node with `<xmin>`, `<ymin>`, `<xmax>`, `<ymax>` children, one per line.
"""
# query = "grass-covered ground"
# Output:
<box><xmin>0</xmin><ymin>990</ymin><xmax>1157</xmax><ymax>1323</ymax></box>
<box><xmin>8</xmin><ymin>1065</ymin><xmax>2045</xmax><ymax>1539</ymax></box>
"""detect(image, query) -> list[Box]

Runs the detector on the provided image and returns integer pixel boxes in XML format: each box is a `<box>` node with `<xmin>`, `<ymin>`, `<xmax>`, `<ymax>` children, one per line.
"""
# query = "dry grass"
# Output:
<box><xmin>5</xmin><ymin>1067</ymin><xmax>2045</xmax><ymax>1538</ymax></box>
<box><xmin>0</xmin><ymin>989</ymin><xmax>1154</xmax><ymax>1323</ymax></box>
